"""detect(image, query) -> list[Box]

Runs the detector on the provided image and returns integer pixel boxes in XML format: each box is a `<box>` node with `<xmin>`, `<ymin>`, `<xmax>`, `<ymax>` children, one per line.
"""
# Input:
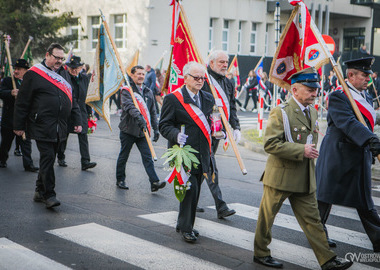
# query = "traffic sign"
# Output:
<box><xmin>322</xmin><ymin>34</ymin><xmax>336</xmax><ymax>55</ymax></box>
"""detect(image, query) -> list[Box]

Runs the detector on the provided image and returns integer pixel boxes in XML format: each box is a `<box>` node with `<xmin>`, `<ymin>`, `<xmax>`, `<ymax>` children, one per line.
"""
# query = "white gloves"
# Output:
<box><xmin>177</xmin><ymin>132</ymin><xmax>188</xmax><ymax>145</ymax></box>
<box><xmin>233</xmin><ymin>129</ymin><xmax>241</xmax><ymax>143</ymax></box>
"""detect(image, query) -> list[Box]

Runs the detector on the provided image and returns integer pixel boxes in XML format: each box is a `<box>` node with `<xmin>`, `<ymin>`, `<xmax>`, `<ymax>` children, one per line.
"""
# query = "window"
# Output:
<box><xmin>91</xmin><ymin>16</ymin><xmax>101</xmax><ymax>49</ymax></box>
<box><xmin>343</xmin><ymin>28</ymin><xmax>365</xmax><ymax>52</ymax></box>
<box><xmin>114</xmin><ymin>14</ymin><xmax>127</xmax><ymax>49</ymax></box>
<box><xmin>250</xmin><ymin>22</ymin><xmax>257</xmax><ymax>55</ymax></box>
<box><xmin>222</xmin><ymin>20</ymin><xmax>229</xmax><ymax>52</ymax></box>
<box><xmin>70</xmin><ymin>18</ymin><xmax>80</xmax><ymax>51</ymax></box>
<box><xmin>265</xmin><ymin>24</ymin><xmax>269</xmax><ymax>56</ymax></box>
<box><xmin>237</xmin><ymin>21</ymin><xmax>242</xmax><ymax>54</ymax></box>
<box><xmin>208</xmin><ymin>18</ymin><xmax>214</xmax><ymax>52</ymax></box>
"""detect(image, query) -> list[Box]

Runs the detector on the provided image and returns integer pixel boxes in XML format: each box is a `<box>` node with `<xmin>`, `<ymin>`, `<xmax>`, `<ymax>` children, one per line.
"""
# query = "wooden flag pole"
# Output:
<box><xmin>180</xmin><ymin>3</ymin><xmax>247</xmax><ymax>174</ymax></box>
<box><xmin>99</xmin><ymin>11</ymin><xmax>157</xmax><ymax>161</ymax></box>
<box><xmin>4</xmin><ymin>35</ymin><xmax>16</xmax><ymax>90</ymax></box>
<box><xmin>20</xmin><ymin>36</ymin><xmax>33</xmax><ymax>59</ymax></box>
<box><xmin>372</xmin><ymin>81</ymin><xmax>380</xmax><ymax>109</ymax></box>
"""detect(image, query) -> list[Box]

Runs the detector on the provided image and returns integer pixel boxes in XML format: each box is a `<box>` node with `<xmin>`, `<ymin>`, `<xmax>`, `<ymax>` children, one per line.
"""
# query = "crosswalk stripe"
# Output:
<box><xmin>0</xmin><ymin>238</ymin><xmax>71</xmax><ymax>270</ymax></box>
<box><xmin>139</xmin><ymin>211</ymin><xmax>376</xmax><ymax>270</ymax></box>
<box><xmin>217</xmin><ymin>203</ymin><xmax>372</xmax><ymax>250</ymax></box>
<box><xmin>47</xmin><ymin>223</ymin><xmax>228</xmax><ymax>270</ymax></box>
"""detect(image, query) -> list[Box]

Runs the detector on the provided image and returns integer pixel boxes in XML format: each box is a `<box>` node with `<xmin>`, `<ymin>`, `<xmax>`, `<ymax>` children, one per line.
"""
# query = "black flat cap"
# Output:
<box><xmin>13</xmin><ymin>59</ymin><xmax>29</xmax><ymax>69</ymax></box>
<box><xmin>66</xmin><ymin>55</ymin><xmax>84</xmax><ymax>68</ymax></box>
<box><xmin>344</xmin><ymin>57</ymin><xmax>374</xmax><ymax>74</ymax></box>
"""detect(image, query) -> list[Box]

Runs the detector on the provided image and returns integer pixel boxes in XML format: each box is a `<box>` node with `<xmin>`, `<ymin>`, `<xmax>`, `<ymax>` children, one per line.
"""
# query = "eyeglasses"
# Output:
<box><xmin>50</xmin><ymin>54</ymin><xmax>65</xmax><ymax>61</ymax></box>
<box><xmin>188</xmin><ymin>74</ymin><xmax>207</xmax><ymax>82</ymax></box>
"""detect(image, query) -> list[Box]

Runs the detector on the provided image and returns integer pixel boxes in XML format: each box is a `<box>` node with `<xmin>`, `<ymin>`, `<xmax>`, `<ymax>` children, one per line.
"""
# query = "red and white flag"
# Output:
<box><xmin>227</xmin><ymin>55</ymin><xmax>241</xmax><ymax>88</ymax></box>
<box><xmin>163</xmin><ymin>1</ymin><xmax>204</xmax><ymax>93</ymax></box>
<box><xmin>269</xmin><ymin>0</ymin><xmax>330</xmax><ymax>90</ymax></box>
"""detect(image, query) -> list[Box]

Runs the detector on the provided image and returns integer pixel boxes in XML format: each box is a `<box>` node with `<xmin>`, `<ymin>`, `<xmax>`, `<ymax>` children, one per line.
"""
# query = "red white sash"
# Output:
<box><xmin>209</xmin><ymin>75</ymin><xmax>230</xmax><ymax>121</ymax></box>
<box><xmin>165</xmin><ymin>165</ymin><xmax>189</xmax><ymax>185</ymax></box>
<box><xmin>346</xmin><ymin>82</ymin><xmax>376</xmax><ymax>131</ymax></box>
<box><xmin>172</xmin><ymin>88</ymin><xmax>211</xmax><ymax>151</ymax></box>
<box><xmin>122</xmin><ymin>86</ymin><xmax>151</xmax><ymax>135</ymax></box>
<box><xmin>30</xmin><ymin>63</ymin><xmax>72</xmax><ymax>103</ymax></box>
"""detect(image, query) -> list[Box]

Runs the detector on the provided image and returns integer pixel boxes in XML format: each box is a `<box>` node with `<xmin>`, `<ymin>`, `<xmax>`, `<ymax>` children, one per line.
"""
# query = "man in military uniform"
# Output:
<box><xmin>317</xmin><ymin>57</ymin><xmax>380</xmax><ymax>253</ymax></box>
<box><xmin>254</xmin><ymin>68</ymin><xmax>352</xmax><ymax>270</ymax></box>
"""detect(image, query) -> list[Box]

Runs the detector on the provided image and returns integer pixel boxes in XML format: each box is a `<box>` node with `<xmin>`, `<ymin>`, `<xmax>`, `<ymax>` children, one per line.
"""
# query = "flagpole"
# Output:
<box><xmin>179</xmin><ymin>3</ymin><xmax>247</xmax><ymax>175</ymax></box>
<box><xmin>99</xmin><ymin>11</ymin><xmax>157</xmax><ymax>161</ymax></box>
<box><xmin>3</xmin><ymin>35</ymin><xmax>16</xmax><ymax>90</ymax></box>
<box><xmin>20</xmin><ymin>36</ymin><xmax>33</xmax><ymax>59</ymax></box>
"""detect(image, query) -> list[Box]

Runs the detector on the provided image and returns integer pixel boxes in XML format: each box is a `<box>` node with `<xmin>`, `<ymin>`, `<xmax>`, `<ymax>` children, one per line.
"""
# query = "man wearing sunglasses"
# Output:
<box><xmin>200</xmin><ymin>50</ymin><xmax>240</xmax><ymax>219</ymax></box>
<box><xmin>14</xmin><ymin>43</ymin><xmax>82</xmax><ymax>209</ymax></box>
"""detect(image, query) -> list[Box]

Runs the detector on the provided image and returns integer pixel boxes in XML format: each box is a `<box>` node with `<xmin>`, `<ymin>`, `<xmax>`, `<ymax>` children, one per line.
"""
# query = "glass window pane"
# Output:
<box><xmin>92</xmin><ymin>16</ymin><xmax>99</xmax><ymax>25</ymax></box>
<box><xmin>92</xmin><ymin>41</ymin><xmax>97</xmax><ymax>49</ymax></box>
<box><xmin>92</xmin><ymin>28</ymin><xmax>98</xmax><ymax>39</ymax></box>
<box><xmin>115</xmin><ymin>15</ymin><xmax>123</xmax><ymax>24</ymax></box>
<box><xmin>250</xmin><ymin>45</ymin><xmax>255</xmax><ymax>52</ymax></box>
<box><xmin>115</xmin><ymin>40</ymin><xmax>123</xmax><ymax>48</ymax></box>
<box><xmin>222</xmin><ymin>43</ymin><xmax>227</xmax><ymax>51</ymax></box>
<box><xmin>224</xmin><ymin>20</ymin><xmax>229</xmax><ymax>28</ymax></box>
<box><xmin>223</xmin><ymin>31</ymin><xmax>228</xmax><ymax>41</ymax></box>
<box><xmin>209</xmin><ymin>18</ymin><xmax>213</xmax><ymax>27</ymax></box>
<box><xmin>252</xmin><ymin>23</ymin><xmax>256</xmax><ymax>31</ymax></box>
<box><xmin>251</xmin><ymin>34</ymin><xmax>255</xmax><ymax>44</ymax></box>
<box><xmin>115</xmin><ymin>27</ymin><xmax>123</xmax><ymax>39</ymax></box>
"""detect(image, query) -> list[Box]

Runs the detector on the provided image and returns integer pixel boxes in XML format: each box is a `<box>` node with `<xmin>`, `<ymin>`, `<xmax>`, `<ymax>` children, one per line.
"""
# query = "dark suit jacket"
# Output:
<box><xmin>316</xmin><ymin>88</ymin><xmax>375</xmax><ymax>210</ymax></box>
<box><xmin>0</xmin><ymin>77</ymin><xmax>21</xmax><ymax>128</ymax></box>
<box><xmin>159</xmin><ymin>86</ymin><xmax>214</xmax><ymax>174</ymax></box>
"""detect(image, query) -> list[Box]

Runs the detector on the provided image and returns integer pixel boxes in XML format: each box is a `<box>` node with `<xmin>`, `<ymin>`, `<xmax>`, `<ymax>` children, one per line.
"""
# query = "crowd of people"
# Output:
<box><xmin>1</xmin><ymin>41</ymin><xmax>380</xmax><ymax>270</ymax></box>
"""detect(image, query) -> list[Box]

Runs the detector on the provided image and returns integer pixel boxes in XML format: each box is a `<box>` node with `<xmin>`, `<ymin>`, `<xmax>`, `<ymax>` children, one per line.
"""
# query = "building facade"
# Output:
<box><xmin>52</xmin><ymin>0</ymin><xmax>375</xmax><ymax>71</ymax></box>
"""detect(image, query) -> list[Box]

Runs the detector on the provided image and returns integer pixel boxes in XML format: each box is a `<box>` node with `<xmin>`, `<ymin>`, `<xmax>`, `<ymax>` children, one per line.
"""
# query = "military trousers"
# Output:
<box><xmin>254</xmin><ymin>185</ymin><xmax>336</xmax><ymax>266</ymax></box>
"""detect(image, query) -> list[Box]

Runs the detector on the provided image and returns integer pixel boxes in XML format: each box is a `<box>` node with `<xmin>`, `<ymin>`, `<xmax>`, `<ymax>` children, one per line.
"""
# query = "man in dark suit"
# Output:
<box><xmin>317</xmin><ymin>57</ymin><xmax>380</xmax><ymax>253</ymax></box>
<box><xmin>201</xmin><ymin>50</ymin><xmax>239</xmax><ymax>219</ymax></box>
<box><xmin>0</xmin><ymin>59</ymin><xmax>38</xmax><ymax>172</ymax></box>
<box><xmin>254</xmin><ymin>68</ymin><xmax>352</xmax><ymax>270</ymax></box>
<box><xmin>116</xmin><ymin>65</ymin><xmax>164</xmax><ymax>191</ymax></box>
<box><xmin>14</xmin><ymin>43</ymin><xmax>82</xmax><ymax>209</ymax></box>
<box><xmin>57</xmin><ymin>56</ymin><xmax>97</xmax><ymax>170</ymax></box>
<box><xmin>159</xmin><ymin>61</ymin><xmax>215</xmax><ymax>243</ymax></box>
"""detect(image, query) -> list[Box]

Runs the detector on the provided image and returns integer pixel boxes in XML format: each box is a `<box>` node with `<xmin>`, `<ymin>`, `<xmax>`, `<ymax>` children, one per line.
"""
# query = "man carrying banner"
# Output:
<box><xmin>317</xmin><ymin>57</ymin><xmax>380</xmax><ymax>253</ymax></box>
<box><xmin>159</xmin><ymin>61</ymin><xmax>215</xmax><ymax>243</ymax></box>
<box><xmin>201</xmin><ymin>50</ymin><xmax>239</xmax><ymax>218</ymax></box>
<box><xmin>13</xmin><ymin>43</ymin><xmax>82</xmax><ymax>209</ymax></box>
<box><xmin>0</xmin><ymin>59</ymin><xmax>38</xmax><ymax>172</ymax></box>
<box><xmin>254</xmin><ymin>68</ymin><xmax>352</xmax><ymax>270</ymax></box>
<box><xmin>116</xmin><ymin>65</ymin><xmax>164</xmax><ymax>191</ymax></box>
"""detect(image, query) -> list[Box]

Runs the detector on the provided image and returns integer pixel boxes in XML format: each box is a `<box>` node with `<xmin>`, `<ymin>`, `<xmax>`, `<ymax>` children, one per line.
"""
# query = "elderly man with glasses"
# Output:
<box><xmin>14</xmin><ymin>43</ymin><xmax>82</xmax><ymax>209</ymax></box>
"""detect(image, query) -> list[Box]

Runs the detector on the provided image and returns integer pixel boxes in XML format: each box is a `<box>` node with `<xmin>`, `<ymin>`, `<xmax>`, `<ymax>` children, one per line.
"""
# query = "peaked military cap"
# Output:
<box><xmin>344</xmin><ymin>57</ymin><xmax>374</xmax><ymax>74</ymax></box>
<box><xmin>289</xmin><ymin>67</ymin><xmax>321</xmax><ymax>89</ymax></box>
<box><xmin>13</xmin><ymin>59</ymin><xmax>29</xmax><ymax>69</ymax></box>
<box><xmin>66</xmin><ymin>55</ymin><xmax>84</xmax><ymax>68</ymax></box>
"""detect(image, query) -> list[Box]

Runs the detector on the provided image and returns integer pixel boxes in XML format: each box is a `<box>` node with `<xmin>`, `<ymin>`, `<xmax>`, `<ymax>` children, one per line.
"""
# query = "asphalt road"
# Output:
<box><xmin>0</xmin><ymin>112</ymin><xmax>379</xmax><ymax>270</ymax></box>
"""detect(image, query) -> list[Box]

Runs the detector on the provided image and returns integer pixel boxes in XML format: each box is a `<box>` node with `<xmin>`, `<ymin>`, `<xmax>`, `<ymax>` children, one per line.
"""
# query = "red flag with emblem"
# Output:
<box><xmin>269</xmin><ymin>0</ymin><xmax>330</xmax><ymax>90</ymax></box>
<box><xmin>163</xmin><ymin>0</ymin><xmax>203</xmax><ymax>93</ymax></box>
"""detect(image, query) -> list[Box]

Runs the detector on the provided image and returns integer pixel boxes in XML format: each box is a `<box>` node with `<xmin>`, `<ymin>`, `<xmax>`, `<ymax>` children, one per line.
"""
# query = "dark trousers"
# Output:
<box><xmin>109</xmin><ymin>93</ymin><xmax>121</xmax><ymax>110</ymax></box>
<box><xmin>35</xmin><ymin>140</ymin><xmax>59</xmax><ymax>199</ymax></box>
<box><xmin>116</xmin><ymin>131</ymin><xmax>159</xmax><ymax>183</ymax></box>
<box><xmin>0</xmin><ymin>126</ymin><xmax>34</xmax><ymax>168</ymax></box>
<box><xmin>204</xmin><ymin>140</ymin><xmax>227</xmax><ymax>213</ymax></box>
<box><xmin>243</xmin><ymin>90</ymin><xmax>258</xmax><ymax>110</ymax></box>
<box><xmin>177</xmin><ymin>172</ymin><xmax>203</xmax><ymax>233</ymax></box>
<box><xmin>57</xmin><ymin>133</ymin><xmax>91</xmax><ymax>164</ymax></box>
<box><xmin>318</xmin><ymin>200</ymin><xmax>380</xmax><ymax>251</ymax></box>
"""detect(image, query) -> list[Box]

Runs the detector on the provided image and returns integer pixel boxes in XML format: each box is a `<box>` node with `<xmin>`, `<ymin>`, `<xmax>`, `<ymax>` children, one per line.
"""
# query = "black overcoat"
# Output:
<box><xmin>316</xmin><ymin>88</ymin><xmax>376</xmax><ymax>210</ymax></box>
<box><xmin>0</xmin><ymin>77</ymin><xmax>21</xmax><ymax>128</ymax></box>
<box><xmin>159</xmin><ymin>86</ymin><xmax>214</xmax><ymax>174</ymax></box>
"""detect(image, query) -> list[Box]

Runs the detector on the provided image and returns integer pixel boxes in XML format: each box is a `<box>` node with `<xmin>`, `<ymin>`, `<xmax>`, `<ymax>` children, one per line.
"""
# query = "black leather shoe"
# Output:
<box><xmin>58</xmin><ymin>159</ymin><xmax>67</xmax><ymax>167</ymax></box>
<box><xmin>14</xmin><ymin>149</ymin><xmax>22</xmax><ymax>156</ymax></box>
<box><xmin>45</xmin><ymin>197</ymin><xmax>60</xmax><ymax>209</ymax></box>
<box><xmin>0</xmin><ymin>161</ymin><xmax>7</xmax><ymax>168</ymax></box>
<box><xmin>25</xmin><ymin>165</ymin><xmax>39</xmax><ymax>172</ymax></box>
<box><xmin>33</xmin><ymin>192</ymin><xmax>45</xmax><ymax>203</ymax></box>
<box><xmin>321</xmin><ymin>257</ymin><xmax>353</xmax><ymax>270</ymax></box>
<box><xmin>151</xmin><ymin>181</ymin><xmax>166</xmax><ymax>192</ymax></box>
<box><xmin>253</xmin><ymin>256</ymin><xmax>283</xmax><ymax>268</ymax></box>
<box><xmin>218</xmin><ymin>208</ymin><xmax>236</xmax><ymax>219</ymax></box>
<box><xmin>327</xmin><ymin>237</ymin><xmax>337</xmax><ymax>248</ymax></box>
<box><xmin>196</xmin><ymin>207</ymin><xmax>205</xmax><ymax>212</ymax></box>
<box><xmin>116</xmin><ymin>181</ymin><xmax>129</xmax><ymax>190</ymax></box>
<box><xmin>176</xmin><ymin>226</ymin><xmax>199</xmax><ymax>237</ymax></box>
<box><xmin>82</xmin><ymin>162</ymin><xmax>97</xmax><ymax>170</ymax></box>
<box><xmin>181</xmin><ymin>231</ymin><xmax>197</xmax><ymax>243</ymax></box>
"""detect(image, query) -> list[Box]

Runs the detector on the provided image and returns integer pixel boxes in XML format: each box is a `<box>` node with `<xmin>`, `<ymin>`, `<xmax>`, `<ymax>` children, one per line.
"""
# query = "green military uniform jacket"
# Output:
<box><xmin>261</xmin><ymin>97</ymin><xmax>319</xmax><ymax>194</ymax></box>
